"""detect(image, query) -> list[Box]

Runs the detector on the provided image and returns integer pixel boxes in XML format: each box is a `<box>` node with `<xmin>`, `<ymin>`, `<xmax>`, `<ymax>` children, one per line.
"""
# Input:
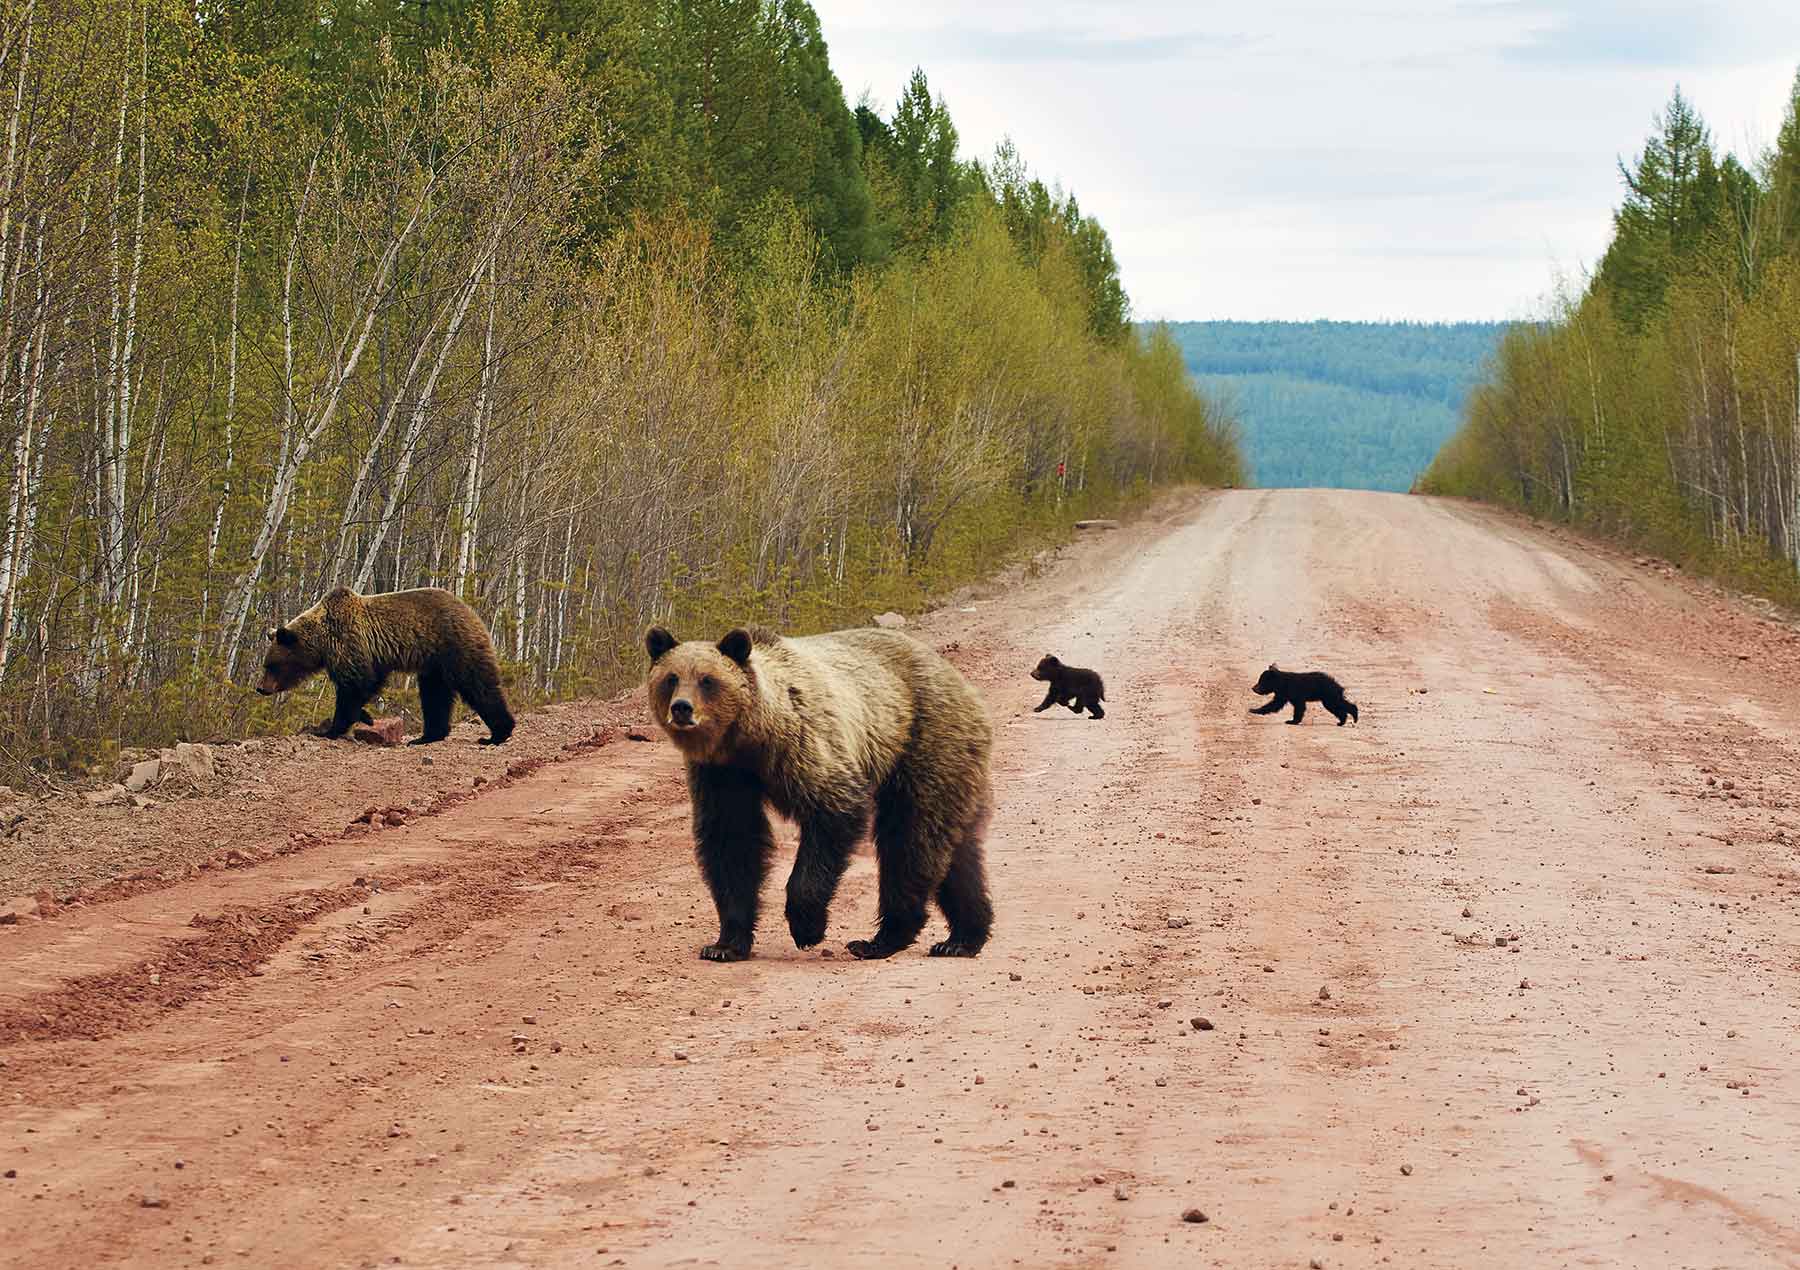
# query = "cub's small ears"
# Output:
<box><xmin>273</xmin><ymin>627</ymin><xmax>298</xmax><ymax>647</ymax></box>
<box><xmin>645</xmin><ymin>627</ymin><xmax>677</xmax><ymax>661</ymax></box>
<box><xmin>1267</xmin><ymin>662</ymin><xmax>1279</xmax><ymax>671</ymax></box>
<box><xmin>717</xmin><ymin>628</ymin><xmax>753</xmax><ymax>667</ymax></box>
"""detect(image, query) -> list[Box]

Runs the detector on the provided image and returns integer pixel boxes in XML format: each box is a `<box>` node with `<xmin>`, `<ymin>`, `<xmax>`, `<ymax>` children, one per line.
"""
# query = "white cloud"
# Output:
<box><xmin>813</xmin><ymin>0</ymin><xmax>1800</xmax><ymax>320</ymax></box>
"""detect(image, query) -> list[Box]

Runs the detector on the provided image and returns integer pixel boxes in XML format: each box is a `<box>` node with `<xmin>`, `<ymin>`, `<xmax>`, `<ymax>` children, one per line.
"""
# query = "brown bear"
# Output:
<box><xmin>645</xmin><ymin>624</ymin><xmax>994</xmax><ymax>963</ymax></box>
<box><xmin>256</xmin><ymin>586</ymin><xmax>515</xmax><ymax>746</ymax></box>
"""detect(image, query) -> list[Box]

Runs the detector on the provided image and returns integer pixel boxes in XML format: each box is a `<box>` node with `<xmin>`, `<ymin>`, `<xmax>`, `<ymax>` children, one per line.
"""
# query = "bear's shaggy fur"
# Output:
<box><xmin>1029</xmin><ymin>654</ymin><xmax>1105</xmax><ymax>719</ymax></box>
<box><xmin>256</xmin><ymin>586</ymin><xmax>515</xmax><ymax>746</ymax></box>
<box><xmin>1251</xmin><ymin>664</ymin><xmax>1358</xmax><ymax>726</ymax></box>
<box><xmin>645</xmin><ymin>624</ymin><xmax>994</xmax><ymax>963</ymax></box>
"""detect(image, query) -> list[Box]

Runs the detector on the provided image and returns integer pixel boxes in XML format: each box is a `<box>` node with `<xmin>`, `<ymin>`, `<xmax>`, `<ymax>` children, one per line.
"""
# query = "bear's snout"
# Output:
<box><xmin>669</xmin><ymin>697</ymin><xmax>696</xmax><ymax>727</ymax></box>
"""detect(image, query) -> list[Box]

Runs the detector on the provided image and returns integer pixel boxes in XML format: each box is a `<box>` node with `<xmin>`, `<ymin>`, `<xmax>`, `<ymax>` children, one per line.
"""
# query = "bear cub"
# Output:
<box><xmin>257</xmin><ymin>586</ymin><xmax>515</xmax><ymax>746</ymax></box>
<box><xmin>1251</xmin><ymin>664</ymin><xmax>1358</xmax><ymax>726</ymax></box>
<box><xmin>1030</xmin><ymin>654</ymin><xmax>1105</xmax><ymax>719</ymax></box>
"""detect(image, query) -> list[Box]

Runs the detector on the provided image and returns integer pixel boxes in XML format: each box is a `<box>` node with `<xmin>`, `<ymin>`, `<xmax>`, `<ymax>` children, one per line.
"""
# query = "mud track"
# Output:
<box><xmin>3</xmin><ymin>490</ymin><xmax>1799</xmax><ymax>1268</ymax></box>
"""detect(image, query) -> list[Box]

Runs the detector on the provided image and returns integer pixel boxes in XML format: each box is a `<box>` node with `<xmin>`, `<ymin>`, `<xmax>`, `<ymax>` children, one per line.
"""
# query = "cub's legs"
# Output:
<box><xmin>690</xmin><ymin>765</ymin><xmax>775</xmax><ymax>961</ymax></box>
<box><xmin>1083</xmin><ymin>693</ymin><xmax>1105</xmax><ymax>720</ymax></box>
<box><xmin>1287</xmin><ymin>699</ymin><xmax>1307</xmax><ymax>724</ymax></box>
<box><xmin>1250</xmin><ymin>696</ymin><xmax>1286</xmax><ymax>716</ymax></box>
<box><xmin>1033</xmin><ymin>686</ymin><xmax>1060</xmax><ymax>713</ymax></box>
<box><xmin>784</xmin><ymin>802</ymin><xmax>870</xmax><ymax>950</ymax></box>
<box><xmin>411</xmin><ymin>669</ymin><xmax>453</xmax><ymax>745</ymax></box>
<box><xmin>1324</xmin><ymin>690</ymin><xmax>1354</xmax><ymax>725</ymax></box>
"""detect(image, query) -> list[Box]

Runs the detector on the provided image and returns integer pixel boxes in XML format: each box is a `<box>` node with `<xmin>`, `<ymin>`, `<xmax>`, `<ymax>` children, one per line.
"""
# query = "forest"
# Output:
<box><xmin>1422</xmin><ymin>73</ymin><xmax>1800</xmax><ymax>603</ymax></box>
<box><xmin>1165</xmin><ymin>321</ymin><xmax>1505</xmax><ymax>490</ymax></box>
<box><xmin>0</xmin><ymin>0</ymin><xmax>1242</xmax><ymax>776</ymax></box>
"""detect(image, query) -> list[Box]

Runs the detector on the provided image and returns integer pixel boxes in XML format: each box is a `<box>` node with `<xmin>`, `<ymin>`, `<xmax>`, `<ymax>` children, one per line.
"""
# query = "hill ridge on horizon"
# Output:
<box><xmin>1156</xmin><ymin>319</ymin><xmax>1509</xmax><ymax>492</ymax></box>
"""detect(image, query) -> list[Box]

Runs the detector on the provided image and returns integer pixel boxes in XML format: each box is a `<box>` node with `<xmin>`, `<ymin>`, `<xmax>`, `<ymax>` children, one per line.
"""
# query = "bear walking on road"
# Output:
<box><xmin>646</xmin><ymin>625</ymin><xmax>994</xmax><ymax>963</ymax></box>
<box><xmin>1029</xmin><ymin>654</ymin><xmax>1105</xmax><ymax>719</ymax></box>
<box><xmin>1250</xmin><ymin>664</ymin><xmax>1358</xmax><ymax>726</ymax></box>
<box><xmin>256</xmin><ymin>587</ymin><xmax>515</xmax><ymax>746</ymax></box>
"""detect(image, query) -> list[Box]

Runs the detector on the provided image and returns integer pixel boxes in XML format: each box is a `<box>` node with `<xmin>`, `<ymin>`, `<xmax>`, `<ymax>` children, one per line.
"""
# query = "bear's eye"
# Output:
<box><xmin>662</xmin><ymin>673</ymin><xmax>678</xmax><ymax>693</ymax></box>
<box><xmin>699</xmin><ymin>674</ymin><xmax>717</xmax><ymax>693</ymax></box>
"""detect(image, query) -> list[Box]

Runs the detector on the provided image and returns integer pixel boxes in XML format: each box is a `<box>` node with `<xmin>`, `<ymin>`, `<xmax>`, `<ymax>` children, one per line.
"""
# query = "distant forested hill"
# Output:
<box><xmin>1160</xmin><ymin>321</ymin><xmax>1509</xmax><ymax>490</ymax></box>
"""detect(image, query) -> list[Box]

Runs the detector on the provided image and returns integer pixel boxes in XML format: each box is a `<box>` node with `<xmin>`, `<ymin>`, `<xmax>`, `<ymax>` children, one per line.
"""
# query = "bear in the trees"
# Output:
<box><xmin>645</xmin><ymin>625</ymin><xmax>994</xmax><ymax>963</ymax></box>
<box><xmin>256</xmin><ymin>587</ymin><xmax>515</xmax><ymax>746</ymax></box>
<box><xmin>1029</xmin><ymin>654</ymin><xmax>1105</xmax><ymax>719</ymax></box>
<box><xmin>1250</xmin><ymin>664</ymin><xmax>1358</xmax><ymax>726</ymax></box>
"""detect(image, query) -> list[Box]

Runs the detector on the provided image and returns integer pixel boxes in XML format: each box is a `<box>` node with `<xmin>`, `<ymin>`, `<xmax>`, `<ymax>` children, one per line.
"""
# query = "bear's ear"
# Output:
<box><xmin>274</xmin><ymin>627</ymin><xmax>298</xmax><ymax>647</ymax></box>
<box><xmin>645</xmin><ymin>627</ymin><xmax>677</xmax><ymax>661</ymax></box>
<box><xmin>1268</xmin><ymin>662</ymin><xmax>1279</xmax><ymax>671</ymax></box>
<box><xmin>717</xmin><ymin>628</ymin><xmax>753</xmax><ymax>667</ymax></box>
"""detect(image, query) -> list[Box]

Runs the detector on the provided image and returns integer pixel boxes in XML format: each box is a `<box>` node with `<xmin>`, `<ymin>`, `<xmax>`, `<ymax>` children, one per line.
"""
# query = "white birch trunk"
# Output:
<box><xmin>454</xmin><ymin>258</ymin><xmax>497</xmax><ymax>596</ymax></box>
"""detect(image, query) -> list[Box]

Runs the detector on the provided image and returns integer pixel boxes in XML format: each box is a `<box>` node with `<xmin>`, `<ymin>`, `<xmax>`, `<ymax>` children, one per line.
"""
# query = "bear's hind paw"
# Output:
<box><xmin>699</xmin><ymin>943</ymin><xmax>750</xmax><ymax>963</ymax></box>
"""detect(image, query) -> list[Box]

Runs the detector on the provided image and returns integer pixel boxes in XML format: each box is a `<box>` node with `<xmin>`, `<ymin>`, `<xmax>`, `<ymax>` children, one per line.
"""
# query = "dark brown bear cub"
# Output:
<box><xmin>1251</xmin><ymin>664</ymin><xmax>1357</xmax><ymax>726</ymax></box>
<box><xmin>256</xmin><ymin>587</ymin><xmax>514</xmax><ymax>746</ymax></box>
<box><xmin>646</xmin><ymin>625</ymin><xmax>994</xmax><ymax>963</ymax></box>
<box><xmin>1030</xmin><ymin>654</ymin><xmax>1105</xmax><ymax>719</ymax></box>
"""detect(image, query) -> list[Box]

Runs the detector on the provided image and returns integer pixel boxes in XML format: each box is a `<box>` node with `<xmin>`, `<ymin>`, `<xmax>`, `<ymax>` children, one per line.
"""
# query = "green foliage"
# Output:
<box><xmin>0</xmin><ymin>0</ymin><xmax>1240</xmax><ymax>779</ymax></box>
<box><xmin>1163</xmin><ymin>321</ymin><xmax>1506</xmax><ymax>490</ymax></box>
<box><xmin>1422</xmin><ymin>71</ymin><xmax>1800</xmax><ymax>609</ymax></box>
<box><xmin>1596</xmin><ymin>88</ymin><xmax>1725</xmax><ymax>330</ymax></box>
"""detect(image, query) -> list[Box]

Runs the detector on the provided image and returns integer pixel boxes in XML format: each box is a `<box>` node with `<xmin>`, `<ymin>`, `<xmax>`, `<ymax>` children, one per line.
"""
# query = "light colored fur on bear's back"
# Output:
<box><xmin>287</xmin><ymin>587</ymin><xmax>481</xmax><ymax>674</ymax></box>
<box><xmin>742</xmin><ymin>628</ymin><xmax>990</xmax><ymax>802</ymax></box>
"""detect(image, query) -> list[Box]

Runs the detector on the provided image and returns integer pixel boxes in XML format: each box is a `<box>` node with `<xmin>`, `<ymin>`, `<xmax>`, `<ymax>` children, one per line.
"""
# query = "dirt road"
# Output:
<box><xmin>4</xmin><ymin>489</ymin><xmax>1799</xmax><ymax>1269</ymax></box>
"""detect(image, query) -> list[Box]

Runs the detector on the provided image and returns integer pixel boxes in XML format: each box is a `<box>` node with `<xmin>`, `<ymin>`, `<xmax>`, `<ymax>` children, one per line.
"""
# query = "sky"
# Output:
<box><xmin>812</xmin><ymin>1</ymin><xmax>1800</xmax><ymax>322</ymax></box>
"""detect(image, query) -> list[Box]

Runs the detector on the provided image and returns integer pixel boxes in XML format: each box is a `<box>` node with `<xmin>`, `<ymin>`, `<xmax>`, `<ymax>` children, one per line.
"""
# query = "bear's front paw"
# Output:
<box><xmin>699</xmin><ymin>942</ymin><xmax>749</xmax><ymax>963</ymax></box>
<box><xmin>928</xmin><ymin>939</ymin><xmax>983</xmax><ymax>957</ymax></box>
<box><xmin>786</xmin><ymin>901</ymin><xmax>828</xmax><ymax>949</ymax></box>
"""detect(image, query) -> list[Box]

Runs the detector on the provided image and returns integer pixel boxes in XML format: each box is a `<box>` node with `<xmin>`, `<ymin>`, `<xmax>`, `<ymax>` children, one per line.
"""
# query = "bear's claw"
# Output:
<box><xmin>929</xmin><ymin>940</ymin><xmax>982</xmax><ymax>957</ymax></box>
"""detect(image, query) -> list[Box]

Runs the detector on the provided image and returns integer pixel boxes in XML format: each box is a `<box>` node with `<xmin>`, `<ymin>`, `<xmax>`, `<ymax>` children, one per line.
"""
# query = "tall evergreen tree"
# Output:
<box><xmin>885</xmin><ymin>68</ymin><xmax>966</xmax><ymax>250</ymax></box>
<box><xmin>1597</xmin><ymin>88</ymin><xmax>1722</xmax><ymax>329</ymax></box>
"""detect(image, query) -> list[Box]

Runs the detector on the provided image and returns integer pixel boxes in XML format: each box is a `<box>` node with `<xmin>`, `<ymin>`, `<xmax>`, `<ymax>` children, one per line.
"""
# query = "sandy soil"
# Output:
<box><xmin>3</xmin><ymin>489</ymin><xmax>1798</xmax><ymax>1269</ymax></box>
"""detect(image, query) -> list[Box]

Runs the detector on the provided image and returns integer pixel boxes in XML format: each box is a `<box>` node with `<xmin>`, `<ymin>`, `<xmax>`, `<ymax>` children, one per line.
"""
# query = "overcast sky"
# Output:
<box><xmin>813</xmin><ymin>1</ymin><xmax>1800</xmax><ymax>322</ymax></box>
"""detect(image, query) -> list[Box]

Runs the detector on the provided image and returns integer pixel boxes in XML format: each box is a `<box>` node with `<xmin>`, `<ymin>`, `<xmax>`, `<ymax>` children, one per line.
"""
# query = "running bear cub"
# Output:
<box><xmin>645</xmin><ymin>625</ymin><xmax>995</xmax><ymax>962</ymax></box>
<box><xmin>1251</xmin><ymin>664</ymin><xmax>1358</xmax><ymax>726</ymax></box>
<box><xmin>256</xmin><ymin>587</ymin><xmax>515</xmax><ymax>746</ymax></box>
<box><xmin>1030</xmin><ymin>654</ymin><xmax>1105</xmax><ymax>719</ymax></box>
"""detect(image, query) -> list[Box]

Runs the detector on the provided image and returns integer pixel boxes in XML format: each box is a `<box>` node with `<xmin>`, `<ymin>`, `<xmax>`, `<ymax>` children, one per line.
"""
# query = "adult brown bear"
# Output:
<box><xmin>256</xmin><ymin>587</ymin><xmax>514</xmax><ymax>746</ymax></box>
<box><xmin>645</xmin><ymin>625</ymin><xmax>994</xmax><ymax>962</ymax></box>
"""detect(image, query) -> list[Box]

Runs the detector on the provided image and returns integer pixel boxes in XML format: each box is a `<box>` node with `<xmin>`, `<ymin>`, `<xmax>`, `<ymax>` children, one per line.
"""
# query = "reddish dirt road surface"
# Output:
<box><xmin>4</xmin><ymin>489</ymin><xmax>1800</xmax><ymax>1269</ymax></box>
